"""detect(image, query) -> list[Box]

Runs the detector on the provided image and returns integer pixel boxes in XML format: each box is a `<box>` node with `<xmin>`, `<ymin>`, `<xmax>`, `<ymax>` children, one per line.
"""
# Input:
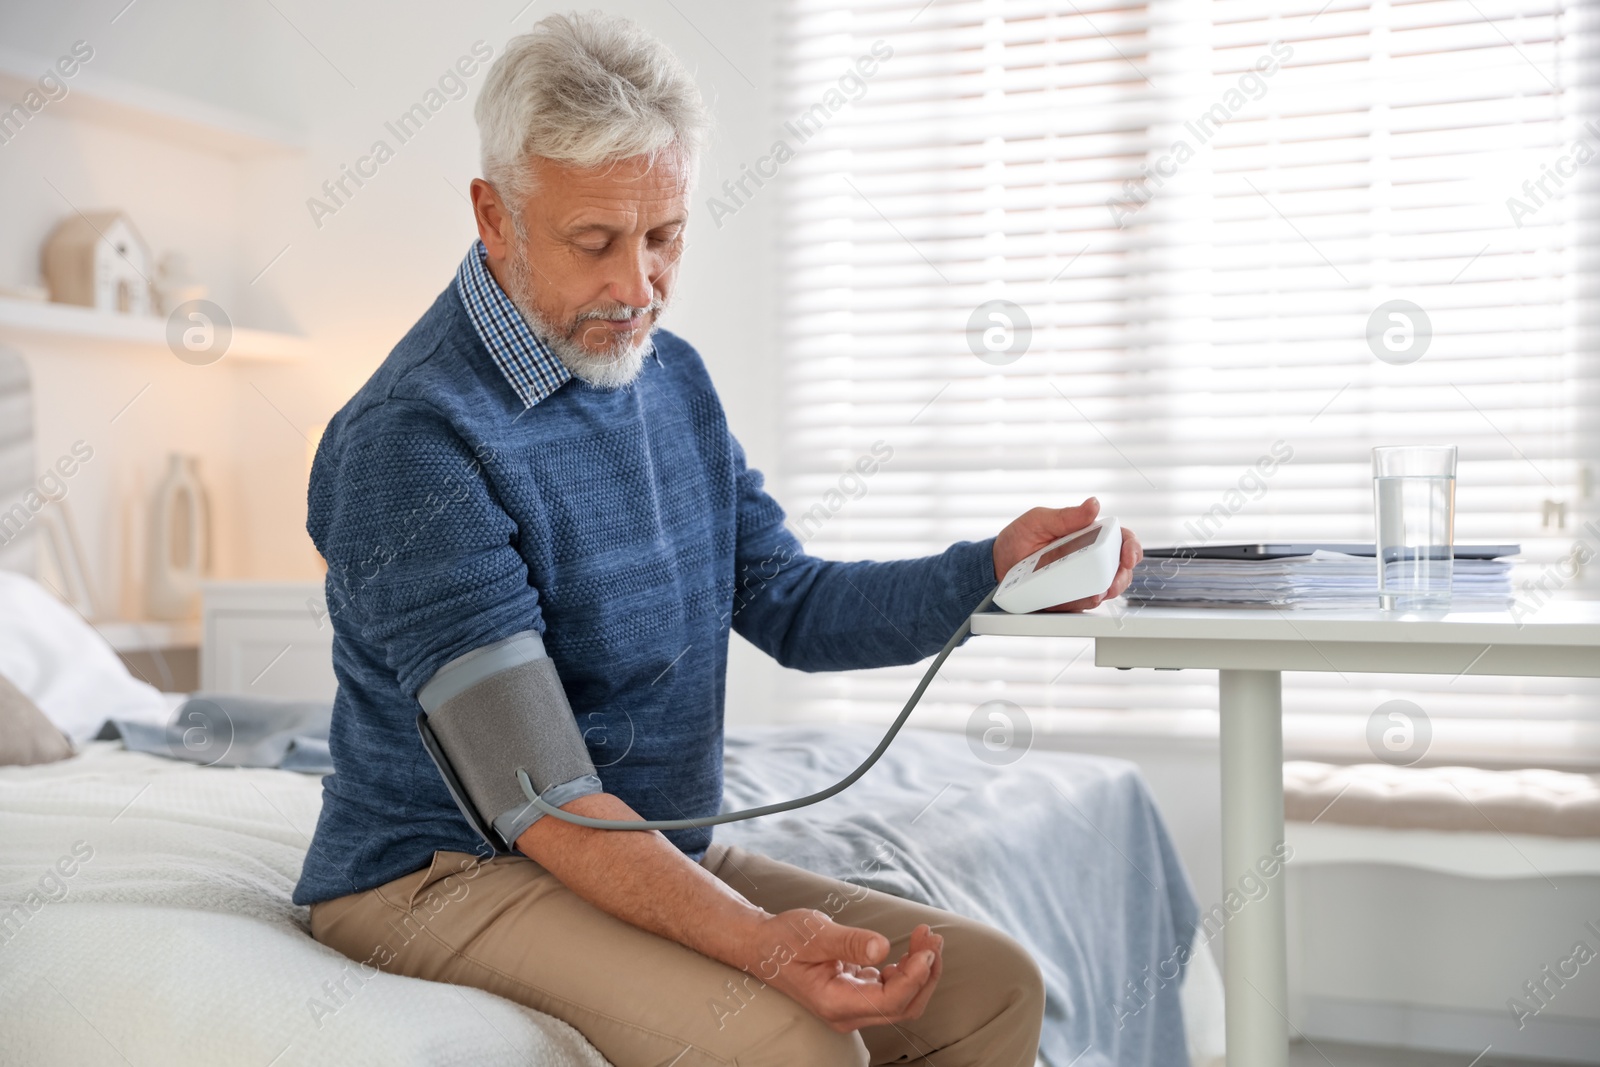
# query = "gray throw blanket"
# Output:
<box><xmin>103</xmin><ymin>694</ymin><xmax>333</xmax><ymax>773</ymax></box>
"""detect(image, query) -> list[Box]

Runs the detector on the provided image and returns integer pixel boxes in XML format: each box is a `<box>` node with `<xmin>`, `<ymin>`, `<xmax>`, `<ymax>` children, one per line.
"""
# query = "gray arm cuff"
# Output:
<box><xmin>418</xmin><ymin>630</ymin><xmax>548</xmax><ymax>712</ymax></box>
<box><xmin>491</xmin><ymin>773</ymin><xmax>605</xmax><ymax>847</ymax></box>
<box><xmin>418</xmin><ymin>630</ymin><xmax>599</xmax><ymax>851</ymax></box>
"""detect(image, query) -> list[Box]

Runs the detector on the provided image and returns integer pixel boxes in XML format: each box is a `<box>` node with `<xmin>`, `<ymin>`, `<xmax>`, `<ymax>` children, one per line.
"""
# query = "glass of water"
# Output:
<box><xmin>1372</xmin><ymin>445</ymin><xmax>1457</xmax><ymax>610</ymax></box>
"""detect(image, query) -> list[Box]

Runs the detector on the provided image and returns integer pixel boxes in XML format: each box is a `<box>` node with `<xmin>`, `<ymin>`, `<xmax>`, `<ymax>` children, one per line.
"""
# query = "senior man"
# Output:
<box><xmin>297</xmin><ymin>12</ymin><xmax>1141</xmax><ymax>1066</ymax></box>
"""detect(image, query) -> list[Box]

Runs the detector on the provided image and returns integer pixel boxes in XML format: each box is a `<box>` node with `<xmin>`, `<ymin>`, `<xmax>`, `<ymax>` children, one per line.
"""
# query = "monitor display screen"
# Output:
<box><xmin>1034</xmin><ymin>527</ymin><xmax>1101</xmax><ymax>572</ymax></box>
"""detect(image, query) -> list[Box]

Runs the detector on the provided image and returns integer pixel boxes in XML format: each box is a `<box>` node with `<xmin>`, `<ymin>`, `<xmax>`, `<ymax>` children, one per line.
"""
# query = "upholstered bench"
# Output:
<box><xmin>1283</xmin><ymin>761</ymin><xmax>1600</xmax><ymax>877</ymax></box>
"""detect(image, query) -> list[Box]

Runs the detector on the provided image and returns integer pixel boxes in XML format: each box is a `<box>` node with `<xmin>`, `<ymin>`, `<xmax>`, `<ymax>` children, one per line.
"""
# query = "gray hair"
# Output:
<box><xmin>475</xmin><ymin>12</ymin><xmax>711</xmax><ymax>207</ymax></box>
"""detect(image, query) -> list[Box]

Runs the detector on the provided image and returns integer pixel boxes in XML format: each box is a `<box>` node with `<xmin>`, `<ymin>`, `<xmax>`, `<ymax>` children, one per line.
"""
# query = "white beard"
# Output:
<box><xmin>550</xmin><ymin>329</ymin><xmax>651</xmax><ymax>389</ymax></box>
<box><xmin>505</xmin><ymin>245</ymin><xmax>661</xmax><ymax>390</ymax></box>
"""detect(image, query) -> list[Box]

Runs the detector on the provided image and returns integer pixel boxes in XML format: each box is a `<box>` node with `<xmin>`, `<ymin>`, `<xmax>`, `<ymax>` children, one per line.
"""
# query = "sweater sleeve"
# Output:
<box><xmin>727</xmin><ymin>433</ymin><xmax>998</xmax><ymax>672</ymax></box>
<box><xmin>309</xmin><ymin>400</ymin><xmax>543</xmax><ymax>698</ymax></box>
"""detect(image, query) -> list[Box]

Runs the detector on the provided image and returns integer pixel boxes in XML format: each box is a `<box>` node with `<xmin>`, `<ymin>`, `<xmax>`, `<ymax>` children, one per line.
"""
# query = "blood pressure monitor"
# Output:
<box><xmin>993</xmin><ymin>517</ymin><xmax>1122</xmax><ymax>614</ymax></box>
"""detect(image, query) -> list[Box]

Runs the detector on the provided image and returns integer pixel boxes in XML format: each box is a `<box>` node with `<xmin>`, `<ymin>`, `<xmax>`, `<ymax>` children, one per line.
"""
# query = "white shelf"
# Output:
<box><xmin>95</xmin><ymin>618</ymin><xmax>201</xmax><ymax>653</ymax></box>
<box><xmin>0</xmin><ymin>47</ymin><xmax>303</xmax><ymax>158</ymax></box>
<box><xmin>0</xmin><ymin>297</ymin><xmax>309</xmax><ymax>362</ymax></box>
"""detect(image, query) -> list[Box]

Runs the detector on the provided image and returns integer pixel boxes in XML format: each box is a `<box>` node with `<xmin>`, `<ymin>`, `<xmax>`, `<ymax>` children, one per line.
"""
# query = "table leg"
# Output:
<box><xmin>1218</xmin><ymin>669</ymin><xmax>1289</xmax><ymax>1066</ymax></box>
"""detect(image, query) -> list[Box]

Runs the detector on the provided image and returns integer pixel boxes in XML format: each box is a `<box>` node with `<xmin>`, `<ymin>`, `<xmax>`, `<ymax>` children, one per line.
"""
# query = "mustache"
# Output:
<box><xmin>575</xmin><ymin>296</ymin><xmax>667</xmax><ymax>324</ymax></box>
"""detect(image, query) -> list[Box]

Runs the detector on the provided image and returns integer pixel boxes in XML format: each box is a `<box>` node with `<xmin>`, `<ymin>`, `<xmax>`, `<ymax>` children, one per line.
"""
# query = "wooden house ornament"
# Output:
<box><xmin>42</xmin><ymin>211</ymin><xmax>153</xmax><ymax>316</ymax></box>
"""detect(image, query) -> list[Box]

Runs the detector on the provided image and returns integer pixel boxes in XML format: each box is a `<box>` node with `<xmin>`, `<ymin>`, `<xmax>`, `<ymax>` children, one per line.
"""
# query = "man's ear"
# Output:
<box><xmin>470</xmin><ymin>178</ymin><xmax>515</xmax><ymax>261</ymax></box>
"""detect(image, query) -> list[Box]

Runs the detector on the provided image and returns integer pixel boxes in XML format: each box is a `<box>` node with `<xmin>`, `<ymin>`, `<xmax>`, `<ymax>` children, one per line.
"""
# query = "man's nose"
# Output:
<box><xmin>608</xmin><ymin>243</ymin><xmax>656</xmax><ymax>309</ymax></box>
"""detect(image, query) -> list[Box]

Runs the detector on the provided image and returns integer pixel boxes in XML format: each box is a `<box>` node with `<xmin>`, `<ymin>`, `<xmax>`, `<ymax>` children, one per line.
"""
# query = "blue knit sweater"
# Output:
<box><xmin>292</xmin><ymin>275</ymin><xmax>998</xmax><ymax>907</ymax></box>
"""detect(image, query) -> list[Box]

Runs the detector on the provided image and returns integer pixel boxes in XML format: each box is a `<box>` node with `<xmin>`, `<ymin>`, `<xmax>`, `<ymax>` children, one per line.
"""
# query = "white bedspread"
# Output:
<box><xmin>0</xmin><ymin>742</ymin><xmax>607</xmax><ymax>1067</ymax></box>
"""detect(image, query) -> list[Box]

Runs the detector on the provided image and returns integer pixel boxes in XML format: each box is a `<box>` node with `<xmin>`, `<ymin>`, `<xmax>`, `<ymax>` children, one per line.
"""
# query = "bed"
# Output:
<box><xmin>0</xmin><ymin>723</ymin><xmax>1223</xmax><ymax>1067</ymax></box>
<box><xmin>0</xmin><ymin>347</ymin><xmax>1224</xmax><ymax>1065</ymax></box>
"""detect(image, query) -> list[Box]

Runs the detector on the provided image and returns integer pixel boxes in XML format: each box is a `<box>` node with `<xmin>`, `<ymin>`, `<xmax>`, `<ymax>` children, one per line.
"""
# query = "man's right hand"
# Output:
<box><xmin>743</xmin><ymin>909</ymin><xmax>944</xmax><ymax>1033</ymax></box>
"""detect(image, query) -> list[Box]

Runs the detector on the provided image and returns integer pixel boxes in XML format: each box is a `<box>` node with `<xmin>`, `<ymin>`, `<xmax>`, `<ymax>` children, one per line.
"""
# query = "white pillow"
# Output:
<box><xmin>0</xmin><ymin>570</ymin><xmax>173</xmax><ymax>743</ymax></box>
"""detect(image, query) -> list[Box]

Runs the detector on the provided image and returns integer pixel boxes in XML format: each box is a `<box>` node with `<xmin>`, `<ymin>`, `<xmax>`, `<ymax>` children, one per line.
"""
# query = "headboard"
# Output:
<box><xmin>0</xmin><ymin>345</ymin><xmax>36</xmax><ymax>576</ymax></box>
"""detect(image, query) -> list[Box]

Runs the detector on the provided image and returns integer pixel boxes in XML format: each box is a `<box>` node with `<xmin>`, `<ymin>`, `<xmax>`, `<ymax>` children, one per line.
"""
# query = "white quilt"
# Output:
<box><xmin>0</xmin><ymin>743</ymin><xmax>609</xmax><ymax>1067</ymax></box>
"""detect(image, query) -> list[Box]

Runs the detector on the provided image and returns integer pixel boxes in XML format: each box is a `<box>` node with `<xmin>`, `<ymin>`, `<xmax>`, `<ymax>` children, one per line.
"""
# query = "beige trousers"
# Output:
<box><xmin>310</xmin><ymin>844</ymin><xmax>1044</xmax><ymax>1066</ymax></box>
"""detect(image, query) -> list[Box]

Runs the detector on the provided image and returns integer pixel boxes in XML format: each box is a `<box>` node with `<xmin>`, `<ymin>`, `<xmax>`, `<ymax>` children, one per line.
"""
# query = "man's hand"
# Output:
<box><xmin>992</xmin><ymin>497</ymin><xmax>1142</xmax><ymax>611</ymax></box>
<box><xmin>743</xmin><ymin>910</ymin><xmax>943</xmax><ymax>1034</ymax></box>
<box><xmin>516</xmin><ymin>795</ymin><xmax>939</xmax><ymax>1033</ymax></box>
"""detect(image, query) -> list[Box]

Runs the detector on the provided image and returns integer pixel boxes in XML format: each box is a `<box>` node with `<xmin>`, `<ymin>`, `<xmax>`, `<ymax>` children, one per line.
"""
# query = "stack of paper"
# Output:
<box><xmin>1127</xmin><ymin>550</ymin><xmax>1514</xmax><ymax>610</ymax></box>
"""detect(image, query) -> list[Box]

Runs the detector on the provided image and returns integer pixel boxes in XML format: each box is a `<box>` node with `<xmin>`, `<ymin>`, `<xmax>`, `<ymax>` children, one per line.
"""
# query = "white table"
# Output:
<box><xmin>969</xmin><ymin>602</ymin><xmax>1600</xmax><ymax>1067</ymax></box>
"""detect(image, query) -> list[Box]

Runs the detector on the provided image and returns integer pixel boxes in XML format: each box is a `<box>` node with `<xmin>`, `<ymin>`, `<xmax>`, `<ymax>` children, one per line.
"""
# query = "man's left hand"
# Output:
<box><xmin>991</xmin><ymin>497</ymin><xmax>1141</xmax><ymax>611</ymax></box>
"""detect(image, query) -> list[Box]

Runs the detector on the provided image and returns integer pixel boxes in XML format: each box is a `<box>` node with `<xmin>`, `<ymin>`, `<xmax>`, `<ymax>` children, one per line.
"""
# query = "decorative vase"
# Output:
<box><xmin>146</xmin><ymin>453</ymin><xmax>210</xmax><ymax>620</ymax></box>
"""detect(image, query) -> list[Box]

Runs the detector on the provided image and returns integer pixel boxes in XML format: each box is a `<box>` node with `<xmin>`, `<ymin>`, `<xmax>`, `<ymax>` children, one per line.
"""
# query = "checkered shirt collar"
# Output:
<box><xmin>454</xmin><ymin>240</ymin><xmax>572</xmax><ymax>409</ymax></box>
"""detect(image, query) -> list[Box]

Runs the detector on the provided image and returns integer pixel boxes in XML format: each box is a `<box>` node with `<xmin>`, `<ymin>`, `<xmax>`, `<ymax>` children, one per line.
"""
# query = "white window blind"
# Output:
<box><xmin>775</xmin><ymin>0</ymin><xmax>1600</xmax><ymax>767</ymax></box>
